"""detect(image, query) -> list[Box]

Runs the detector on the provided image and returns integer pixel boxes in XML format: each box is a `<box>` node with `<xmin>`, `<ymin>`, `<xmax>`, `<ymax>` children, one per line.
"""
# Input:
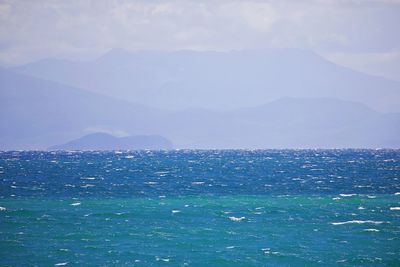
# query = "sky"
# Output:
<box><xmin>0</xmin><ymin>0</ymin><xmax>399</xmax><ymax>81</ymax></box>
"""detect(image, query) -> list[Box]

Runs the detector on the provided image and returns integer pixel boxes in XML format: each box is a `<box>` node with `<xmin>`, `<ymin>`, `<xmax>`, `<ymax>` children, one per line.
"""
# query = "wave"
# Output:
<box><xmin>331</xmin><ymin>220</ymin><xmax>385</xmax><ymax>225</ymax></box>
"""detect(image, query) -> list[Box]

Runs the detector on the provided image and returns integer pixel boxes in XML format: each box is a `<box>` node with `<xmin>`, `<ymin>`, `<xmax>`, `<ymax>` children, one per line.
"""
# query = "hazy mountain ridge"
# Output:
<box><xmin>1</xmin><ymin>68</ymin><xmax>399</xmax><ymax>149</ymax></box>
<box><xmin>49</xmin><ymin>133</ymin><xmax>173</xmax><ymax>150</ymax></box>
<box><xmin>0</xmin><ymin>69</ymin><xmax>170</xmax><ymax>149</ymax></box>
<box><xmin>12</xmin><ymin>49</ymin><xmax>400</xmax><ymax>113</ymax></box>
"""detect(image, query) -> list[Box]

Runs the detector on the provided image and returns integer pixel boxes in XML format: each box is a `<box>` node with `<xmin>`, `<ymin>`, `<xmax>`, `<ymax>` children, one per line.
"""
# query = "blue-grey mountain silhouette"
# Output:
<box><xmin>0</xmin><ymin>68</ymin><xmax>168</xmax><ymax>149</ymax></box>
<box><xmin>2</xmin><ymin>50</ymin><xmax>400</xmax><ymax>149</ymax></box>
<box><xmin>13</xmin><ymin>49</ymin><xmax>400</xmax><ymax>112</ymax></box>
<box><xmin>49</xmin><ymin>133</ymin><xmax>173</xmax><ymax>150</ymax></box>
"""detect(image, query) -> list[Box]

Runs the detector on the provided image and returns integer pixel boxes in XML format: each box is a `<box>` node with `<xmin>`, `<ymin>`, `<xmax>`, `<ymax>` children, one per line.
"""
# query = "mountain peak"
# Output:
<box><xmin>97</xmin><ymin>48</ymin><xmax>132</xmax><ymax>62</ymax></box>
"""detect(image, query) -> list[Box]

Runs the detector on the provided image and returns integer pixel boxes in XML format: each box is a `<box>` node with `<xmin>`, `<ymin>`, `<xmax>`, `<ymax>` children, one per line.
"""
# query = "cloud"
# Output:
<box><xmin>0</xmin><ymin>0</ymin><xmax>399</xmax><ymax>72</ymax></box>
<box><xmin>324</xmin><ymin>51</ymin><xmax>400</xmax><ymax>81</ymax></box>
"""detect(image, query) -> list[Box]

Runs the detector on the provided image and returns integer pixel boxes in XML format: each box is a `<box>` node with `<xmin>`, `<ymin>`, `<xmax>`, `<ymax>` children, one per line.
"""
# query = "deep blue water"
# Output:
<box><xmin>0</xmin><ymin>150</ymin><xmax>399</xmax><ymax>266</ymax></box>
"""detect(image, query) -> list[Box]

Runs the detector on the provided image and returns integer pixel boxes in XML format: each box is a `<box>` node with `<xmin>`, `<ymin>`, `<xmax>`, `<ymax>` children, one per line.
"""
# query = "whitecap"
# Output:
<box><xmin>81</xmin><ymin>177</ymin><xmax>96</xmax><ymax>180</ymax></box>
<box><xmin>171</xmin><ymin>210</ymin><xmax>181</xmax><ymax>214</ymax></box>
<box><xmin>54</xmin><ymin>263</ymin><xmax>68</xmax><ymax>266</ymax></box>
<box><xmin>229</xmin><ymin>216</ymin><xmax>246</xmax><ymax>222</ymax></box>
<box><xmin>192</xmin><ymin>182</ymin><xmax>205</xmax><ymax>185</ymax></box>
<box><xmin>339</xmin><ymin>194</ymin><xmax>357</xmax><ymax>197</ymax></box>
<box><xmin>81</xmin><ymin>184</ymin><xmax>95</xmax><ymax>188</ymax></box>
<box><xmin>331</xmin><ymin>220</ymin><xmax>385</xmax><ymax>225</ymax></box>
<box><xmin>156</xmin><ymin>256</ymin><xmax>170</xmax><ymax>262</ymax></box>
<box><xmin>390</xmin><ymin>207</ymin><xmax>400</xmax><ymax>210</ymax></box>
<box><xmin>363</xmin><ymin>229</ymin><xmax>380</xmax><ymax>232</ymax></box>
<box><xmin>394</xmin><ymin>192</ymin><xmax>400</xmax><ymax>195</ymax></box>
<box><xmin>155</xmin><ymin>171</ymin><xmax>169</xmax><ymax>175</ymax></box>
<box><xmin>80</xmin><ymin>184</ymin><xmax>95</xmax><ymax>188</ymax></box>
<box><xmin>70</xmin><ymin>202</ymin><xmax>81</xmax><ymax>206</ymax></box>
<box><xmin>0</xmin><ymin>207</ymin><xmax>6</xmax><ymax>211</ymax></box>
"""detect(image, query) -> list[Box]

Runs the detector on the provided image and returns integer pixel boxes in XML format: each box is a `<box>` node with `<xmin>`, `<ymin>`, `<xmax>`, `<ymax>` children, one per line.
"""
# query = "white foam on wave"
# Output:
<box><xmin>0</xmin><ymin>207</ymin><xmax>6</xmax><ymax>211</ymax></box>
<box><xmin>229</xmin><ymin>216</ymin><xmax>246</xmax><ymax>222</ymax></box>
<box><xmin>155</xmin><ymin>256</ymin><xmax>170</xmax><ymax>262</ymax></box>
<box><xmin>54</xmin><ymin>263</ymin><xmax>68</xmax><ymax>266</ymax></box>
<box><xmin>390</xmin><ymin>207</ymin><xmax>400</xmax><ymax>210</ymax></box>
<box><xmin>171</xmin><ymin>210</ymin><xmax>181</xmax><ymax>214</ymax></box>
<box><xmin>70</xmin><ymin>202</ymin><xmax>81</xmax><ymax>206</ymax></box>
<box><xmin>81</xmin><ymin>177</ymin><xmax>96</xmax><ymax>180</ymax></box>
<box><xmin>339</xmin><ymin>194</ymin><xmax>357</xmax><ymax>197</ymax></box>
<box><xmin>80</xmin><ymin>184</ymin><xmax>95</xmax><ymax>188</ymax></box>
<box><xmin>331</xmin><ymin>220</ymin><xmax>385</xmax><ymax>225</ymax></box>
<box><xmin>192</xmin><ymin>182</ymin><xmax>205</xmax><ymax>185</ymax></box>
<box><xmin>261</xmin><ymin>248</ymin><xmax>280</xmax><ymax>255</ymax></box>
<box><xmin>394</xmin><ymin>192</ymin><xmax>400</xmax><ymax>195</ymax></box>
<box><xmin>363</xmin><ymin>229</ymin><xmax>380</xmax><ymax>232</ymax></box>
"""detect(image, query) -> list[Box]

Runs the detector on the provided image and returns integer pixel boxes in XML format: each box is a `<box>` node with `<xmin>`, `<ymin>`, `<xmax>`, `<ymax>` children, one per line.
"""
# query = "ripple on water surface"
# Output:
<box><xmin>0</xmin><ymin>150</ymin><xmax>399</xmax><ymax>266</ymax></box>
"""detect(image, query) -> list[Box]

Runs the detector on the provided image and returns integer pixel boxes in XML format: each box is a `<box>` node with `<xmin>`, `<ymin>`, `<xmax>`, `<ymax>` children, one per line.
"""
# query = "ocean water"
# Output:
<box><xmin>0</xmin><ymin>150</ymin><xmax>399</xmax><ymax>266</ymax></box>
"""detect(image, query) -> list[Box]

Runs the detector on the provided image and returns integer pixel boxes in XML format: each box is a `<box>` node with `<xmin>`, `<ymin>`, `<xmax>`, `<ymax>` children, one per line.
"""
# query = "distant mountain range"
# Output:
<box><xmin>1</xmin><ymin>49</ymin><xmax>400</xmax><ymax>149</ymax></box>
<box><xmin>12</xmin><ymin>48</ymin><xmax>400</xmax><ymax>113</ymax></box>
<box><xmin>49</xmin><ymin>133</ymin><xmax>173</xmax><ymax>150</ymax></box>
<box><xmin>0</xmin><ymin>68</ymin><xmax>167</xmax><ymax>149</ymax></box>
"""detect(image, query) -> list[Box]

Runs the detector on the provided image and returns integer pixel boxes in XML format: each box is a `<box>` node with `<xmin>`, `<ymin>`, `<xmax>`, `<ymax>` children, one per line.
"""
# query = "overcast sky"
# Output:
<box><xmin>0</xmin><ymin>0</ymin><xmax>399</xmax><ymax>80</ymax></box>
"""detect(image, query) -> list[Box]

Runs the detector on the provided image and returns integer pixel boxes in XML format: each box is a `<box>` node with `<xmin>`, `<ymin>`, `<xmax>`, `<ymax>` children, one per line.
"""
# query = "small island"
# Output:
<box><xmin>49</xmin><ymin>133</ymin><xmax>173</xmax><ymax>150</ymax></box>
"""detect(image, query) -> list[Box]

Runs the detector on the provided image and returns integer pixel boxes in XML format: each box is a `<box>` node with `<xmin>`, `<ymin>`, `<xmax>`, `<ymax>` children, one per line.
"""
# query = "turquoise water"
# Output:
<box><xmin>0</xmin><ymin>150</ymin><xmax>399</xmax><ymax>266</ymax></box>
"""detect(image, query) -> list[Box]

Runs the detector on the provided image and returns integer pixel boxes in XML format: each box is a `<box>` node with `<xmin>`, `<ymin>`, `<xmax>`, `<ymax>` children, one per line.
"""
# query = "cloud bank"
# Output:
<box><xmin>0</xmin><ymin>0</ymin><xmax>399</xmax><ymax>79</ymax></box>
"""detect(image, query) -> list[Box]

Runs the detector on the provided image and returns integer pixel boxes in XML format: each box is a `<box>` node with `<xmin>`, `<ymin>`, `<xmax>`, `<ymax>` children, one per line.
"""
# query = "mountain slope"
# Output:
<box><xmin>0</xmin><ymin>69</ymin><xmax>168</xmax><ymax>149</ymax></box>
<box><xmin>49</xmin><ymin>133</ymin><xmax>173</xmax><ymax>150</ymax></box>
<box><xmin>12</xmin><ymin>48</ymin><xmax>400</xmax><ymax>112</ymax></box>
<box><xmin>1</xmin><ymin>69</ymin><xmax>399</xmax><ymax>149</ymax></box>
<box><xmin>162</xmin><ymin>98</ymin><xmax>400</xmax><ymax>148</ymax></box>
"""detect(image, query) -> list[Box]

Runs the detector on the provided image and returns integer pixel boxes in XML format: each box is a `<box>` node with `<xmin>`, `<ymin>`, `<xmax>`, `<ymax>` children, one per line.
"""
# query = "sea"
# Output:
<box><xmin>0</xmin><ymin>149</ymin><xmax>399</xmax><ymax>266</ymax></box>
